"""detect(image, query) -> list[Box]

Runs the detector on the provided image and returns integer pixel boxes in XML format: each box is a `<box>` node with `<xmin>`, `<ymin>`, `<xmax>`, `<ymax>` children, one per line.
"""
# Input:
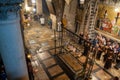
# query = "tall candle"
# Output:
<box><xmin>117</xmin><ymin>12</ymin><xmax>119</xmax><ymax>17</ymax></box>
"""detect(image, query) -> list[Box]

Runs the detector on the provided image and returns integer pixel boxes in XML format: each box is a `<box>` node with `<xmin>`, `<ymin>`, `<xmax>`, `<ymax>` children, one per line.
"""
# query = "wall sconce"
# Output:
<box><xmin>27</xmin><ymin>54</ymin><xmax>32</xmax><ymax>59</ymax></box>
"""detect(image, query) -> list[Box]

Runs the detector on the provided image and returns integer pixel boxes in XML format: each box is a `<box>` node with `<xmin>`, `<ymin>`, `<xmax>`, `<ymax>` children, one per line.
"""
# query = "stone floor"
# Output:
<box><xmin>24</xmin><ymin>21</ymin><xmax>120</xmax><ymax>80</ymax></box>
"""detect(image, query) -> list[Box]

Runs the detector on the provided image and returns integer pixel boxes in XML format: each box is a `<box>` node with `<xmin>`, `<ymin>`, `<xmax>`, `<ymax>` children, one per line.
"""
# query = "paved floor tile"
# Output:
<box><xmin>43</xmin><ymin>58</ymin><xmax>56</xmax><ymax>68</ymax></box>
<box><xmin>53</xmin><ymin>74</ymin><xmax>70</xmax><ymax>80</ymax></box>
<box><xmin>92</xmin><ymin>64</ymin><xmax>100</xmax><ymax>71</ymax></box>
<box><xmin>38</xmin><ymin>52</ymin><xmax>51</xmax><ymax>60</ymax></box>
<box><xmin>48</xmin><ymin>65</ymin><xmax>63</xmax><ymax>77</ymax></box>
<box><xmin>78</xmin><ymin>56</ymin><xmax>86</xmax><ymax>63</ymax></box>
<box><xmin>95</xmin><ymin>69</ymin><xmax>112</xmax><ymax>80</ymax></box>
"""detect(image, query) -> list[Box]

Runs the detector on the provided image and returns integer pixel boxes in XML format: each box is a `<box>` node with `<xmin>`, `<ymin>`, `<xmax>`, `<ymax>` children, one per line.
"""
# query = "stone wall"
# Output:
<box><xmin>63</xmin><ymin>0</ymin><xmax>77</xmax><ymax>32</ymax></box>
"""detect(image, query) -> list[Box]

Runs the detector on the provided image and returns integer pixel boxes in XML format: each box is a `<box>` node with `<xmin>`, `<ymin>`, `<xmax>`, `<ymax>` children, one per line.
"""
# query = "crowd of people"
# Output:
<box><xmin>79</xmin><ymin>32</ymin><xmax>120</xmax><ymax>70</ymax></box>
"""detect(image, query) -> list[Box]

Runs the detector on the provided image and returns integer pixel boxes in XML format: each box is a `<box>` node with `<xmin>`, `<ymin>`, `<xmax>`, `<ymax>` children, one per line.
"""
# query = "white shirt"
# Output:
<box><xmin>40</xmin><ymin>18</ymin><xmax>45</xmax><ymax>24</ymax></box>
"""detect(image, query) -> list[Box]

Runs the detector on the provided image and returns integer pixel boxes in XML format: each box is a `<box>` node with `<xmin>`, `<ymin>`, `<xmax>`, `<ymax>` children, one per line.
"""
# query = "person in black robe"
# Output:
<box><xmin>96</xmin><ymin>43</ymin><xmax>103</xmax><ymax>60</ymax></box>
<box><xmin>96</xmin><ymin>45</ymin><xmax>103</xmax><ymax>60</ymax></box>
<box><xmin>112</xmin><ymin>76</ymin><xmax>119</xmax><ymax>80</ymax></box>
<box><xmin>83</xmin><ymin>42</ymin><xmax>90</xmax><ymax>56</ymax></box>
<box><xmin>103</xmin><ymin>46</ymin><xmax>109</xmax><ymax>62</ymax></box>
<box><xmin>104</xmin><ymin>51</ymin><xmax>113</xmax><ymax>69</ymax></box>
<box><xmin>114</xmin><ymin>53</ymin><xmax>120</xmax><ymax>69</ymax></box>
<box><xmin>79</xmin><ymin>32</ymin><xmax>84</xmax><ymax>45</ymax></box>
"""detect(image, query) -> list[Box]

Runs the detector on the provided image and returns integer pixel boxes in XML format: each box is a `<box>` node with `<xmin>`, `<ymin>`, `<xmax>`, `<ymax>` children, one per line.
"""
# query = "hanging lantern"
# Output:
<box><xmin>80</xmin><ymin>0</ymin><xmax>85</xmax><ymax>4</ymax></box>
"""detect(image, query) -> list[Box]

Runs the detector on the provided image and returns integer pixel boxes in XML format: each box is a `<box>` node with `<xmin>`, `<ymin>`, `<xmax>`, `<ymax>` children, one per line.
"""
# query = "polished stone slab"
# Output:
<box><xmin>78</xmin><ymin>56</ymin><xmax>86</xmax><ymax>63</ymax></box>
<box><xmin>91</xmin><ymin>74</ymin><xmax>99</xmax><ymax>80</ymax></box>
<box><xmin>49</xmin><ymin>49</ymin><xmax>61</xmax><ymax>55</ymax></box>
<box><xmin>41</xmin><ymin>42</ymin><xmax>48</xmax><ymax>47</ymax></box>
<box><xmin>92</xmin><ymin>64</ymin><xmax>100</xmax><ymax>71</ymax></box>
<box><xmin>48</xmin><ymin>65</ymin><xmax>63</xmax><ymax>77</ymax></box>
<box><xmin>108</xmin><ymin>68</ymin><xmax>120</xmax><ymax>77</ymax></box>
<box><xmin>32</xmin><ymin>60</ymin><xmax>50</xmax><ymax>80</ymax></box>
<box><xmin>95</xmin><ymin>69</ymin><xmax>112</xmax><ymax>80</ymax></box>
<box><xmin>71</xmin><ymin>52</ymin><xmax>82</xmax><ymax>58</ymax></box>
<box><xmin>59</xmin><ymin>54</ymin><xmax>82</xmax><ymax>72</ymax></box>
<box><xmin>49</xmin><ymin>49</ymin><xmax>55</xmax><ymax>55</ymax></box>
<box><xmin>43</xmin><ymin>58</ymin><xmax>56</xmax><ymax>68</ymax></box>
<box><xmin>53</xmin><ymin>74</ymin><xmax>70</xmax><ymax>80</ymax></box>
<box><xmin>48</xmin><ymin>40</ymin><xmax>55</xmax><ymax>47</ymax></box>
<box><xmin>38</xmin><ymin>51</ymin><xmax>51</xmax><ymax>60</ymax></box>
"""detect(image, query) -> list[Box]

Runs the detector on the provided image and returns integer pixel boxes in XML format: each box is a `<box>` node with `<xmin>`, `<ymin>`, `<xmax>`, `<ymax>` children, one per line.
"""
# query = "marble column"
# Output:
<box><xmin>36</xmin><ymin>0</ymin><xmax>42</xmax><ymax>14</ymax></box>
<box><xmin>0</xmin><ymin>1</ymin><xmax>29</xmax><ymax>80</ymax></box>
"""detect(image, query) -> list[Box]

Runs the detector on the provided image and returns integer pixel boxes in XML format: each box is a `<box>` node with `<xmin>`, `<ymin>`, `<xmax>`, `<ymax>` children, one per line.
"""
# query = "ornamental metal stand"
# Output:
<box><xmin>54</xmin><ymin>25</ymin><xmax>96</xmax><ymax>80</ymax></box>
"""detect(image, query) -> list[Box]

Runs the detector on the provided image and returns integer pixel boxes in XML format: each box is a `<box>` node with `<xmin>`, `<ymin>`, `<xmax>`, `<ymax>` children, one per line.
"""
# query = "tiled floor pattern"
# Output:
<box><xmin>32</xmin><ymin>50</ymin><xmax>70</xmax><ymax>80</ymax></box>
<box><xmin>31</xmin><ymin>58</ymin><xmax>49</xmax><ymax>80</ymax></box>
<box><xmin>24</xmin><ymin>22</ymin><xmax>59</xmax><ymax>55</ymax></box>
<box><xmin>43</xmin><ymin>58</ymin><xmax>56</xmax><ymax>68</ymax></box>
<box><xmin>48</xmin><ymin>65</ymin><xmax>63</xmax><ymax>77</ymax></box>
<box><xmin>24</xmin><ymin>21</ymin><xmax>120</xmax><ymax>80</ymax></box>
<box><xmin>95</xmin><ymin>69</ymin><xmax>112</xmax><ymax>80</ymax></box>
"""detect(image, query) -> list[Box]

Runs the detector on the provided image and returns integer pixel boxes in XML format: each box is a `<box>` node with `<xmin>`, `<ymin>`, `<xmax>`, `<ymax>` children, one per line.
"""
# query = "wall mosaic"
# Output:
<box><xmin>96</xmin><ymin>4</ymin><xmax>120</xmax><ymax>37</ymax></box>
